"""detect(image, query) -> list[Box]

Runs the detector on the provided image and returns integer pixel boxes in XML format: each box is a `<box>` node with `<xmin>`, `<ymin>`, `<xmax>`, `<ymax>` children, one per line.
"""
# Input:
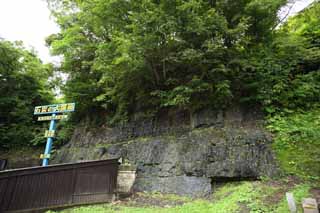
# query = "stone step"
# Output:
<box><xmin>302</xmin><ymin>198</ymin><xmax>319</xmax><ymax>213</ymax></box>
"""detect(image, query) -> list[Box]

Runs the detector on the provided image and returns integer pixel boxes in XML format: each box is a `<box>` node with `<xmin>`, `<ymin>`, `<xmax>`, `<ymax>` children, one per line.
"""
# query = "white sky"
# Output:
<box><xmin>0</xmin><ymin>0</ymin><xmax>315</xmax><ymax>63</ymax></box>
<box><xmin>289</xmin><ymin>0</ymin><xmax>315</xmax><ymax>15</ymax></box>
<box><xmin>0</xmin><ymin>0</ymin><xmax>59</xmax><ymax>63</ymax></box>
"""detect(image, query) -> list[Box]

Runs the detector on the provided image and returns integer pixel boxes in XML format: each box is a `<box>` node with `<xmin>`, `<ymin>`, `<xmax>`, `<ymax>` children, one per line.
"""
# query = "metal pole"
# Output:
<box><xmin>42</xmin><ymin>113</ymin><xmax>56</xmax><ymax>166</ymax></box>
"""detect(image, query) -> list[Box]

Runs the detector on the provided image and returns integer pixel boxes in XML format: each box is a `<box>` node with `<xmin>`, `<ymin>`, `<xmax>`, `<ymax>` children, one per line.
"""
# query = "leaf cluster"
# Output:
<box><xmin>0</xmin><ymin>40</ymin><xmax>54</xmax><ymax>149</ymax></box>
<box><xmin>242</xmin><ymin>2</ymin><xmax>320</xmax><ymax>114</ymax></box>
<box><xmin>46</xmin><ymin>0</ymin><xmax>287</xmax><ymax>122</ymax></box>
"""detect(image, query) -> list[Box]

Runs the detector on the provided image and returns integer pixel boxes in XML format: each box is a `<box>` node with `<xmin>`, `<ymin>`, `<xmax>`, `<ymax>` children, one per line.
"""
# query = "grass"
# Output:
<box><xmin>48</xmin><ymin>179</ymin><xmax>313</xmax><ymax>213</ymax></box>
<box><xmin>268</xmin><ymin>109</ymin><xmax>320</xmax><ymax>180</ymax></box>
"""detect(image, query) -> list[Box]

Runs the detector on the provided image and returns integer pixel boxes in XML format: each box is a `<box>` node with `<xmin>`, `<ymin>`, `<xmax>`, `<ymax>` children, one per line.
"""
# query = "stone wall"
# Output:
<box><xmin>52</xmin><ymin>106</ymin><xmax>279</xmax><ymax>197</ymax></box>
<box><xmin>0</xmin><ymin>148</ymin><xmax>41</xmax><ymax>169</ymax></box>
<box><xmin>67</xmin><ymin>109</ymin><xmax>191</xmax><ymax>148</ymax></box>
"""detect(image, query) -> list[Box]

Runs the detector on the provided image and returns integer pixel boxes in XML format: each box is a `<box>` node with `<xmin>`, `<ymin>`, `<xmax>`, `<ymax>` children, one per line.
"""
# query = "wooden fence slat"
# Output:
<box><xmin>0</xmin><ymin>159</ymin><xmax>119</xmax><ymax>212</ymax></box>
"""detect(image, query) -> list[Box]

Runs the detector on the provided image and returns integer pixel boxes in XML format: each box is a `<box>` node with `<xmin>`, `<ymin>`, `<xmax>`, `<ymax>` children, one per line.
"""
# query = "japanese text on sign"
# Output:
<box><xmin>38</xmin><ymin>115</ymin><xmax>68</xmax><ymax>121</ymax></box>
<box><xmin>44</xmin><ymin>130</ymin><xmax>55</xmax><ymax>138</ymax></box>
<box><xmin>34</xmin><ymin>103</ymin><xmax>75</xmax><ymax>115</ymax></box>
<box><xmin>40</xmin><ymin>154</ymin><xmax>51</xmax><ymax>159</ymax></box>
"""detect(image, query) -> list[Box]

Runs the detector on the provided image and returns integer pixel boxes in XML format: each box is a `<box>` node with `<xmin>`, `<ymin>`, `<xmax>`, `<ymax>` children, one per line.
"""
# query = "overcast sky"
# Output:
<box><xmin>0</xmin><ymin>0</ymin><xmax>315</xmax><ymax>63</ymax></box>
<box><xmin>0</xmin><ymin>0</ymin><xmax>59</xmax><ymax>63</ymax></box>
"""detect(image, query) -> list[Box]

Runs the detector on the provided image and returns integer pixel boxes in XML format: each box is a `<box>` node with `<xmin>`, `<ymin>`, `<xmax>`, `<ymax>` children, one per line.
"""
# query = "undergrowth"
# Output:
<box><xmin>49</xmin><ymin>180</ymin><xmax>312</xmax><ymax>213</ymax></box>
<box><xmin>267</xmin><ymin>108</ymin><xmax>320</xmax><ymax>180</ymax></box>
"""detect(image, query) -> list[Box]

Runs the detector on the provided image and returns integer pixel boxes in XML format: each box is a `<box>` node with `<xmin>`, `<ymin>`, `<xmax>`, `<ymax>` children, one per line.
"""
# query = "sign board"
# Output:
<box><xmin>34</xmin><ymin>103</ymin><xmax>75</xmax><ymax>115</ymax></box>
<box><xmin>40</xmin><ymin>154</ymin><xmax>51</xmax><ymax>159</ymax></box>
<box><xmin>44</xmin><ymin>130</ymin><xmax>55</xmax><ymax>138</ymax></box>
<box><xmin>34</xmin><ymin>102</ymin><xmax>75</xmax><ymax>166</ymax></box>
<box><xmin>38</xmin><ymin>115</ymin><xmax>68</xmax><ymax>121</ymax></box>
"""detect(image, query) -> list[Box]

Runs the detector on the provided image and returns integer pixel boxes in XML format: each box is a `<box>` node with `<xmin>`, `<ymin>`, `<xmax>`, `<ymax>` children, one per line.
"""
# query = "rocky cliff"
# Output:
<box><xmin>53</xmin><ymin>106</ymin><xmax>279</xmax><ymax>197</ymax></box>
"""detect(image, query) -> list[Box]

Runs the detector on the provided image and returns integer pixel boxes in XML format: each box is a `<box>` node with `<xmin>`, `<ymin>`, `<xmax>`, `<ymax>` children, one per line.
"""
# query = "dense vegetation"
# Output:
<box><xmin>46</xmin><ymin>0</ymin><xmax>289</xmax><ymax>122</ymax></box>
<box><xmin>267</xmin><ymin>3</ymin><xmax>320</xmax><ymax>180</ymax></box>
<box><xmin>46</xmin><ymin>0</ymin><xmax>320</xmax><ymax>119</ymax></box>
<box><xmin>0</xmin><ymin>1</ymin><xmax>318</xmax><ymax>180</ymax></box>
<box><xmin>0</xmin><ymin>40</ymin><xmax>55</xmax><ymax>149</ymax></box>
<box><xmin>44</xmin><ymin>0</ymin><xmax>320</xmax><ymax>179</ymax></box>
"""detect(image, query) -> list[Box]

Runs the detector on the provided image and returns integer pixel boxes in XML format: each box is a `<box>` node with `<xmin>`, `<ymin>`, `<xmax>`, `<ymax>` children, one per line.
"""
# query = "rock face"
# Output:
<box><xmin>53</xmin><ymin>107</ymin><xmax>279</xmax><ymax>197</ymax></box>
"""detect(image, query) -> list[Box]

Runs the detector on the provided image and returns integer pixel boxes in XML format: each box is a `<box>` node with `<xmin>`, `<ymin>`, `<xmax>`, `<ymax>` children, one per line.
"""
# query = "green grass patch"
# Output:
<box><xmin>267</xmin><ymin>109</ymin><xmax>320</xmax><ymax>180</ymax></box>
<box><xmin>49</xmin><ymin>180</ymin><xmax>313</xmax><ymax>213</ymax></box>
<box><xmin>273</xmin><ymin>184</ymin><xmax>311</xmax><ymax>213</ymax></box>
<box><xmin>137</xmin><ymin>192</ymin><xmax>192</xmax><ymax>203</ymax></box>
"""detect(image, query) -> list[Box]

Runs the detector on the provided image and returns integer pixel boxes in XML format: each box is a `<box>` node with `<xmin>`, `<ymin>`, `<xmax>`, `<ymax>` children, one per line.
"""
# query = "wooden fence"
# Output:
<box><xmin>0</xmin><ymin>159</ymin><xmax>119</xmax><ymax>212</ymax></box>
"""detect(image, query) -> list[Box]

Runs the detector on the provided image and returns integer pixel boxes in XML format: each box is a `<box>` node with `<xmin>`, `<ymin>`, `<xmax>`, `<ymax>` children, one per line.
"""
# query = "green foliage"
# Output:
<box><xmin>54</xmin><ymin>120</ymin><xmax>75</xmax><ymax>147</ymax></box>
<box><xmin>44</xmin><ymin>1</ymin><xmax>320</xmax><ymax>181</ymax></box>
<box><xmin>250</xmin><ymin>2</ymin><xmax>320</xmax><ymax>180</ymax></box>
<box><xmin>46</xmin><ymin>0</ymin><xmax>287</xmax><ymax>121</ymax></box>
<box><xmin>0</xmin><ymin>40</ymin><xmax>54</xmax><ymax>149</ymax></box>
<box><xmin>268</xmin><ymin>109</ymin><xmax>320</xmax><ymax>180</ymax></box>
<box><xmin>247</xmin><ymin>42</ymin><xmax>320</xmax><ymax>114</ymax></box>
<box><xmin>243</xmin><ymin>2</ymin><xmax>320</xmax><ymax>114</ymax></box>
<box><xmin>284</xmin><ymin>2</ymin><xmax>320</xmax><ymax>45</ymax></box>
<box><xmin>274</xmin><ymin>184</ymin><xmax>311</xmax><ymax>213</ymax></box>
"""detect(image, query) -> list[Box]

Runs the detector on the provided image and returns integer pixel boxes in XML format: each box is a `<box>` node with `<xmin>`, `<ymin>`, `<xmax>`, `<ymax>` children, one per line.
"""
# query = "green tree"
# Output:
<box><xmin>46</xmin><ymin>0</ymin><xmax>287</xmax><ymax>122</ymax></box>
<box><xmin>243</xmin><ymin>1</ymin><xmax>320</xmax><ymax>113</ymax></box>
<box><xmin>253</xmin><ymin>2</ymin><xmax>320</xmax><ymax>179</ymax></box>
<box><xmin>0</xmin><ymin>40</ymin><xmax>54</xmax><ymax>149</ymax></box>
<box><xmin>45</xmin><ymin>0</ymin><xmax>320</xmax><ymax>179</ymax></box>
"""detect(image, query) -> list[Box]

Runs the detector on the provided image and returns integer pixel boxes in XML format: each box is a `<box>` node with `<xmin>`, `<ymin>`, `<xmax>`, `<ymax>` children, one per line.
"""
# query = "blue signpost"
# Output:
<box><xmin>42</xmin><ymin>113</ymin><xmax>56</xmax><ymax>166</ymax></box>
<box><xmin>34</xmin><ymin>103</ymin><xmax>75</xmax><ymax>166</ymax></box>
